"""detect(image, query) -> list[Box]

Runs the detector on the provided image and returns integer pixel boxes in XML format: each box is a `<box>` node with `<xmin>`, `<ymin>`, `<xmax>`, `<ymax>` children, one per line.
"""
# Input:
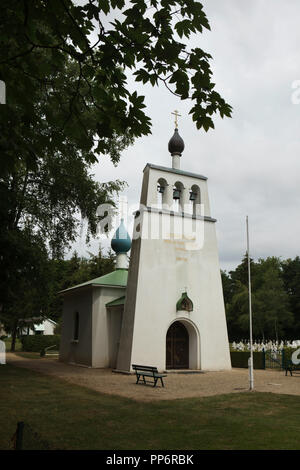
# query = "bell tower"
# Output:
<box><xmin>116</xmin><ymin>115</ymin><xmax>231</xmax><ymax>372</ymax></box>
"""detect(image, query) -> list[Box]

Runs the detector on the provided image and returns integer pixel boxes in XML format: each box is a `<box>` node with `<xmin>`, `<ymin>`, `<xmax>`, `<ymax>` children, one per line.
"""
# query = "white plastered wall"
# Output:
<box><xmin>59</xmin><ymin>288</ymin><xmax>93</xmax><ymax>366</ymax></box>
<box><xmin>92</xmin><ymin>286</ymin><xmax>126</xmax><ymax>368</ymax></box>
<box><xmin>60</xmin><ymin>285</ymin><xmax>126</xmax><ymax>368</ymax></box>
<box><xmin>117</xmin><ymin>165</ymin><xmax>231</xmax><ymax>372</ymax></box>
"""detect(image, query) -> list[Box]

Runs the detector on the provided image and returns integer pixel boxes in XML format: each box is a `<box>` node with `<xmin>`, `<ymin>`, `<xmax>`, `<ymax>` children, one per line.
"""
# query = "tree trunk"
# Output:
<box><xmin>10</xmin><ymin>320</ymin><xmax>18</xmax><ymax>352</ymax></box>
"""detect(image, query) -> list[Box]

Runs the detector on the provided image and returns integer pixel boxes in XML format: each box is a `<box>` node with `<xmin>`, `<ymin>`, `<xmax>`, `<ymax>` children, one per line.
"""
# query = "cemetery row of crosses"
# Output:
<box><xmin>232</xmin><ymin>340</ymin><xmax>300</xmax><ymax>352</ymax></box>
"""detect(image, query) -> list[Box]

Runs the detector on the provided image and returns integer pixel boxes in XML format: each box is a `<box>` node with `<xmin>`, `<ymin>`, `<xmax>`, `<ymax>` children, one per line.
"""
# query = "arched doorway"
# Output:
<box><xmin>166</xmin><ymin>321</ymin><xmax>189</xmax><ymax>369</ymax></box>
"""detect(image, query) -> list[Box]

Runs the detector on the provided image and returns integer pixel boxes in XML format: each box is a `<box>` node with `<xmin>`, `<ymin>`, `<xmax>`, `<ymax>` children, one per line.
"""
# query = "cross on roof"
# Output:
<box><xmin>171</xmin><ymin>110</ymin><xmax>181</xmax><ymax>128</ymax></box>
<box><xmin>119</xmin><ymin>195</ymin><xmax>128</xmax><ymax>220</ymax></box>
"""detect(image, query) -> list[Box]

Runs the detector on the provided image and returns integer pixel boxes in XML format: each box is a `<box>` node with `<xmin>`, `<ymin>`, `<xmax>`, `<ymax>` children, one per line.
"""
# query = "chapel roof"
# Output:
<box><xmin>143</xmin><ymin>163</ymin><xmax>207</xmax><ymax>181</ymax></box>
<box><xmin>106</xmin><ymin>296</ymin><xmax>126</xmax><ymax>307</ymax></box>
<box><xmin>59</xmin><ymin>269</ymin><xmax>128</xmax><ymax>294</ymax></box>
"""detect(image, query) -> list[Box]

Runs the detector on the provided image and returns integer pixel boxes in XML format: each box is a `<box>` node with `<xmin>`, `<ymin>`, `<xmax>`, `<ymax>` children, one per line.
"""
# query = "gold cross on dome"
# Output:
<box><xmin>171</xmin><ymin>110</ymin><xmax>181</xmax><ymax>128</ymax></box>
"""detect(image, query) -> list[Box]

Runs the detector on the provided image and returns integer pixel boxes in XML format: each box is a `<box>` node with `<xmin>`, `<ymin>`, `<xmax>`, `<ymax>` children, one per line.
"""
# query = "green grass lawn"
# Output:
<box><xmin>1</xmin><ymin>364</ymin><xmax>300</xmax><ymax>450</ymax></box>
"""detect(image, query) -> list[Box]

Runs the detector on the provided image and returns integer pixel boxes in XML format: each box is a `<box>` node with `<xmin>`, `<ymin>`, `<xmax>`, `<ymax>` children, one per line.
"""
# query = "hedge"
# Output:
<box><xmin>21</xmin><ymin>335</ymin><xmax>60</xmax><ymax>352</ymax></box>
<box><xmin>282</xmin><ymin>347</ymin><xmax>299</xmax><ymax>362</ymax></box>
<box><xmin>230</xmin><ymin>351</ymin><xmax>265</xmax><ymax>369</ymax></box>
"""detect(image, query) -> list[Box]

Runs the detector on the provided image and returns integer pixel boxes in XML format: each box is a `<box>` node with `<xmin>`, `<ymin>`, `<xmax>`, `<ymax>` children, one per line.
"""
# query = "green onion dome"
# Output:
<box><xmin>111</xmin><ymin>218</ymin><xmax>132</xmax><ymax>254</ymax></box>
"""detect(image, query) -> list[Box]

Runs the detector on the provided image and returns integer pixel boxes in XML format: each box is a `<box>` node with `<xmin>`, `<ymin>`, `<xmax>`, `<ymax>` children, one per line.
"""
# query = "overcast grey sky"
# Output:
<box><xmin>71</xmin><ymin>0</ymin><xmax>300</xmax><ymax>272</ymax></box>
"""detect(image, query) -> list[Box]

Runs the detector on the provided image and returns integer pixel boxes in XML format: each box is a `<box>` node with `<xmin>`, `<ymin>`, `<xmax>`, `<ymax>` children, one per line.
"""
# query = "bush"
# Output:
<box><xmin>21</xmin><ymin>335</ymin><xmax>60</xmax><ymax>352</ymax></box>
<box><xmin>282</xmin><ymin>347</ymin><xmax>299</xmax><ymax>362</ymax></box>
<box><xmin>230</xmin><ymin>351</ymin><xmax>265</xmax><ymax>369</ymax></box>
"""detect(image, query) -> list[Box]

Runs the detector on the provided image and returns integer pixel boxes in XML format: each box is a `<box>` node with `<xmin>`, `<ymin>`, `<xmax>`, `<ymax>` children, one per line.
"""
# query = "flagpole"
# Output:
<box><xmin>246</xmin><ymin>216</ymin><xmax>254</xmax><ymax>390</ymax></box>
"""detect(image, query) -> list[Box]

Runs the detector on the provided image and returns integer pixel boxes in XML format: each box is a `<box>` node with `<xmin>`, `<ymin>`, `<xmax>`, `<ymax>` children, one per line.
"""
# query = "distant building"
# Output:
<box><xmin>0</xmin><ymin>323</ymin><xmax>6</xmax><ymax>337</ymax></box>
<box><xmin>19</xmin><ymin>318</ymin><xmax>57</xmax><ymax>336</ymax></box>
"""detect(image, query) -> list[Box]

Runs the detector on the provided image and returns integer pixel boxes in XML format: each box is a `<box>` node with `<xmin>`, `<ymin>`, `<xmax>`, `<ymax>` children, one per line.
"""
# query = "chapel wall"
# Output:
<box><xmin>59</xmin><ymin>289</ymin><xmax>93</xmax><ymax>366</ymax></box>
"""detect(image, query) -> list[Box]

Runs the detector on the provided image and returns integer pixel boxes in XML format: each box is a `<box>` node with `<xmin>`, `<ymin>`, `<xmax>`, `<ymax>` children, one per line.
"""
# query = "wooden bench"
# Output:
<box><xmin>285</xmin><ymin>360</ymin><xmax>300</xmax><ymax>376</ymax></box>
<box><xmin>132</xmin><ymin>364</ymin><xmax>167</xmax><ymax>387</ymax></box>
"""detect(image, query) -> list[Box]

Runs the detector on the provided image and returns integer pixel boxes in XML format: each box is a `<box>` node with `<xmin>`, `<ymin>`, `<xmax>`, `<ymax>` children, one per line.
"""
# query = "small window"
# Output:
<box><xmin>74</xmin><ymin>312</ymin><xmax>79</xmax><ymax>341</ymax></box>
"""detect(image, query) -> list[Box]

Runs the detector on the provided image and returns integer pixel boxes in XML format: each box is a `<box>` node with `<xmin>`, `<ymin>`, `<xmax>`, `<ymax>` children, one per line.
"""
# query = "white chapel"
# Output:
<box><xmin>59</xmin><ymin>124</ymin><xmax>231</xmax><ymax>372</ymax></box>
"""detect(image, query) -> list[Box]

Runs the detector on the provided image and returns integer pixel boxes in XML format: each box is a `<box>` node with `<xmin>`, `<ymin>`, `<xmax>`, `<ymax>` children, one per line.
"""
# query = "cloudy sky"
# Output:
<box><xmin>72</xmin><ymin>0</ymin><xmax>300</xmax><ymax>272</ymax></box>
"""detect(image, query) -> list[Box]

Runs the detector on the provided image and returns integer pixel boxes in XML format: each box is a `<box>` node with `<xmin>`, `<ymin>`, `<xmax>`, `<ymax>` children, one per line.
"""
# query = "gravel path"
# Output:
<box><xmin>6</xmin><ymin>353</ymin><xmax>300</xmax><ymax>402</ymax></box>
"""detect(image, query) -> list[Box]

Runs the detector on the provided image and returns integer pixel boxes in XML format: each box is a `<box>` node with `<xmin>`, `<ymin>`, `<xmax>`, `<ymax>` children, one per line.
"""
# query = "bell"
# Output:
<box><xmin>189</xmin><ymin>191</ymin><xmax>197</xmax><ymax>201</ymax></box>
<box><xmin>173</xmin><ymin>189</ymin><xmax>181</xmax><ymax>200</ymax></box>
<box><xmin>157</xmin><ymin>185</ymin><xmax>165</xmax><ymax>194</ymax></box>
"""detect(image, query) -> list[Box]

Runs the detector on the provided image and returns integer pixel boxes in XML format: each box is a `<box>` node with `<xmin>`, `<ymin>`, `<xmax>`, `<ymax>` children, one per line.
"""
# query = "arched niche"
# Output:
<box><xmin>157</xmin><ymin>178</ymin><xmax>168</xmax><ymax>208</ymax></box>
<box><xmin>190</xmin><ymin>184</ymin><xmax>201</xmax><ymax>216</ymax></box>
<box><xmin>166</xmin><ymin>318</ymin><xmax>200</xmax><ymax>370</ymax></box>
<box><xmin>173</xmin><ymin>181</ymin><xmax>184</xmax><ymax>212</ymax></box>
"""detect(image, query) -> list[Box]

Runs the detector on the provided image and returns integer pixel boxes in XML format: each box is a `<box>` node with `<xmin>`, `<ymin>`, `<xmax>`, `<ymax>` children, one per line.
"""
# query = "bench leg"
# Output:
<box><xmin>160</xmin><ymin>377</ymin><xmax>164</xmax><ymax>387</ymax></box>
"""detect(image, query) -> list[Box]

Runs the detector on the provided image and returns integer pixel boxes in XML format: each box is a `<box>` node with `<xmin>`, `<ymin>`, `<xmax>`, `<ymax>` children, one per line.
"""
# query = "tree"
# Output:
<box><xmin>0</xmin><ymin>58</ymin><xmax>126</xmax><ymax>326</ymax></box>
<box><xmin>0</xmin><ymin>0</ymin><xmax>232</xmax><ymax>177</ymax></box>
<box><xmin>0</xmin><ymin>115</ymin><xmax>124</xmax><ymax>258</ymax></box>
<box><xmin>229</xmin><ymin>254</ymin><xmax>258</xmax><ymax>289</ymax></box>
<box><xmin>281</xmin><ymin>257</ymin><xmax>300</xmax><ymax>339</ymax></box>
<box><xmin>224</xmin><ymin>256</ymin><xmax>293</xmax><ymax>341</ymax></box>
<box><xmin>254</xmin><ymin>261</ymin><xmax>293</xmax><ymax>340</ymax></box>
<box><xmin>0</xmin><ymin>1</ymin><xmax>232</xmax><ymax>339</ymax></box>
<box><xmin>221</xmin><ymin>270</ymin><xmax>234</xmax><ymax>308</ymax></box>
<box><xmin>0</xmin><ymin>228</ymin><xmax>51</xmax><ymax>351</ymax></box>
<box><xmin>0</xmin><ymin>245</ymin><xmax>118</xmax><ymax>350</ymax></box>
<box><xmin>226</xmin><ymin>281</ymin><xmax>259</xmax><ymax>341</ymax></box>
<box><xmin>47</xmin><ymin>248</ymin><xmax>117</xmax><ymax>323</ymax></box>
<box><xmin>224</xmin><ymin>255</ymin><xmax>257</xmax><ymax>341</ymax></box>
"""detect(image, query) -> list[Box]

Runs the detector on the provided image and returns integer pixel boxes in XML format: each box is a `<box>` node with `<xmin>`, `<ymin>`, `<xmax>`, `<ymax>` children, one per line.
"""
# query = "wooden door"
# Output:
<box><xmin>166</xmin><ymin>322</ymin><xmax>189</xmax><ymax>369</ymax></box>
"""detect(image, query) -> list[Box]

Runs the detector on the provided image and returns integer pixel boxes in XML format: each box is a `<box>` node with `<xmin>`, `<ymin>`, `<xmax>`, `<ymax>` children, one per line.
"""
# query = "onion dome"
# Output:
<box><xmin>111</xmin><ymin>218</ymin><xmax>131</xmax><ymax>254</ymax></box>
<box><xmin>168</xmin><ymin>128</ymin><xmax>185</xmax><ymax>156</ymax></box>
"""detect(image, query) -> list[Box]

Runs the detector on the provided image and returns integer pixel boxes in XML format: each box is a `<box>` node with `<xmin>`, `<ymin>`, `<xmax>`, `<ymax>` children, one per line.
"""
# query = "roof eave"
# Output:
<box><xmin>59</xmin><ymin>283</ymin><xmax>126</xmax><ymax>295</ymax></box>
